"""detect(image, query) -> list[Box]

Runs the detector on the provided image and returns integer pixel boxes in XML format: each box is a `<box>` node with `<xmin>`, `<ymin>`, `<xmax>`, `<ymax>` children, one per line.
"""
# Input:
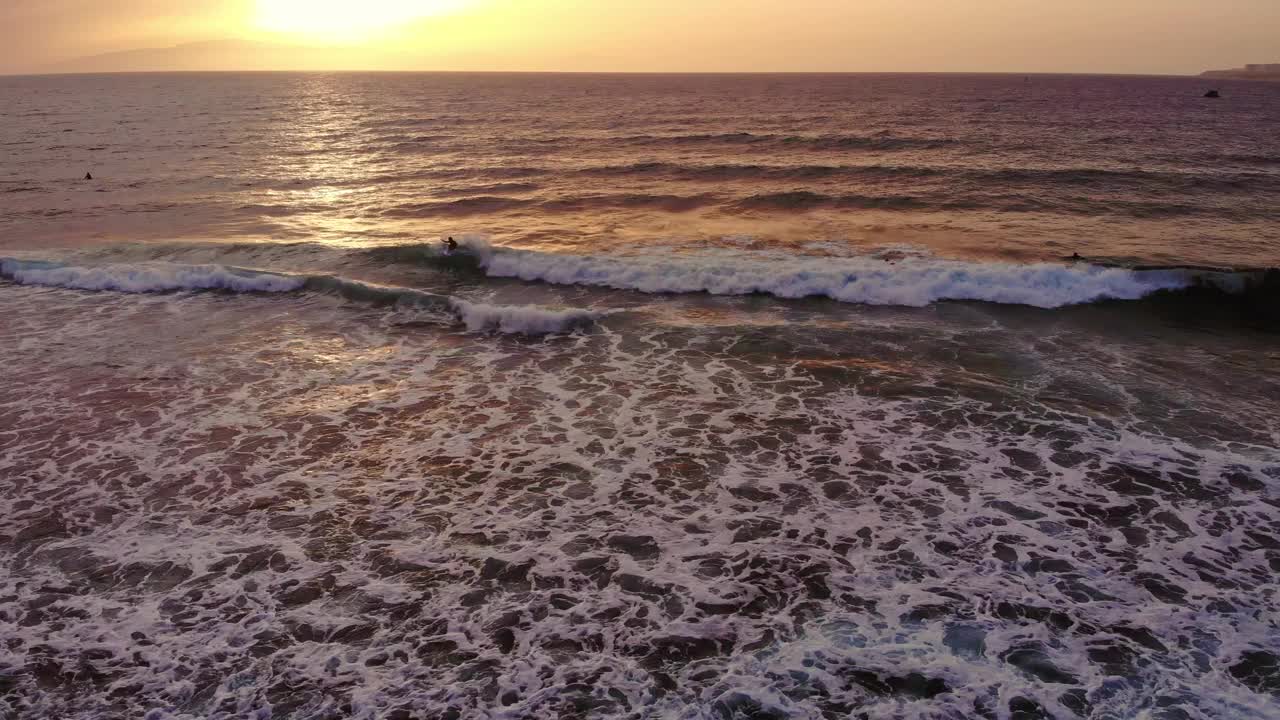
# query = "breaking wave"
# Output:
<box><xmin>0</xmin><ymin>258</ymin><xmax>596</xmax><ymax>336</ymax></box>
<box><xmin>0</xmin><ymin>258</ymin><xmax>304</xmax><ymax>293</ymax></box>
<box><xmin>450</xmin><ymin>299</ymin><xmax>596</xmax><ymax>335</ymax></box>
<box><xmin>424</xmin><ymin>241</ymin><xmax>1232</xmax><ymax>309</ymax></box>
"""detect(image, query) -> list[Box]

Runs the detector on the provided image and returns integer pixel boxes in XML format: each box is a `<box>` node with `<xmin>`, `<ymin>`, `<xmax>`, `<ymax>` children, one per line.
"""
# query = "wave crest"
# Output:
<box><xmin>459</xmin><ymin>243</ymin><xmax>1201</xmax><ymax>309</ymax></box>
<box><xmin>0</xmin><ymin>258</ymin><xmax>304</xmax><ymax>293</ymax></box>
<box><xmin>1</xmin><ymin>258</ymin><xmax>595</xmax><ymax>336</ymax></box>
<box><xmin>450</xmin><ymin>299</ymin><xmax>597</xmax><ymax>335</ymax></box>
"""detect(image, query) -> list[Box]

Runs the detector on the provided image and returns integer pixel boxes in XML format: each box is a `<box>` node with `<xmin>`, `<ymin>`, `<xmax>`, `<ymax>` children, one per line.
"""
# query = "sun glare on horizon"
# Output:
<box><xmin>254</xmin><ymin>0</ymin><xmax>469</xmax><ymax>42</ymax></box>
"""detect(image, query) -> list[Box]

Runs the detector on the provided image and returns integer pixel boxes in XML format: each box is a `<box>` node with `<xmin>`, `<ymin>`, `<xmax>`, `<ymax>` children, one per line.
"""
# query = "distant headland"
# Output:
<box><xmin>1201</xmin><ymin>64</ymin><xmax>1280</xmax><ymax>81</ymax></box>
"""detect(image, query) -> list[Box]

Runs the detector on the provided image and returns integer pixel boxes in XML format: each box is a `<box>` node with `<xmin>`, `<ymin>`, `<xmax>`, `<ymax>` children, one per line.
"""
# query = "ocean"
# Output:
<box><xmin>1</xmin><ymin>72</ymin><xmax>1278</xmax><ymax>719</ymax></box>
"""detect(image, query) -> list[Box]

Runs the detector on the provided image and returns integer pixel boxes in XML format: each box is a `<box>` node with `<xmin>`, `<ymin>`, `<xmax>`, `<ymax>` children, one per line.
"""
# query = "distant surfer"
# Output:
<box><xmin>84</xmin><ymin>172</ymin><xmax>93</xmax><ymax>180</ymax></box>
<box><xmin>443</xmin><ymin>236</ymin><xmax>459</xmax><ymax>254</ymax></box>
<box><xmin>1071</xmin><ymin>252</ymin><xmax>1081</xmax><ymax>260</ymax></box>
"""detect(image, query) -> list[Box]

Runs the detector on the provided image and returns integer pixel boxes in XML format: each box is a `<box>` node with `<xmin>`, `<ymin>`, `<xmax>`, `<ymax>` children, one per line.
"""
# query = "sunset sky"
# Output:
<box><xmin>3</xmin><ymin>0</ymin><xmax>1278</xmax><ymax>75</ymax></box>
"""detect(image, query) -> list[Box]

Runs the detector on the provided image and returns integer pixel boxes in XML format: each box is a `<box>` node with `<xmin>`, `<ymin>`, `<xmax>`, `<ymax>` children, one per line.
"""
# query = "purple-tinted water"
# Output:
<box><xmin>3</xmin><ymin>73</ymin><xmax>1279</xmax><ymax>264</ymax></box>
<box><xmin>1</xmin><ymin>73</ymin><xmax>1278</xmax><ymax>720</ymax></box>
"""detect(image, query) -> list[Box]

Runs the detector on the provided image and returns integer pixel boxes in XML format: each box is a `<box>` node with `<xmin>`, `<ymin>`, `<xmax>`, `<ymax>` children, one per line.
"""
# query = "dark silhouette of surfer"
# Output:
<box><xmin>443</xmin><ymin>237</ymin><xmax>459</xmax><ymax>254</ymax></box>
<box><xmin>1204</xmin><ymin>90</ymin><xmax>1220</xmax><ymax>98</ymax></box>
<box><xmin>84</xmin><ymin>172</ymin><xmax>93</xmax><ymax>180</ymax></box>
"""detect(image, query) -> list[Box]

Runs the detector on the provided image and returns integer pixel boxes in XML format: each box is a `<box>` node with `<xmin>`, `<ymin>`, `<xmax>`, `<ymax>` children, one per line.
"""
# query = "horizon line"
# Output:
<box><xmin>1</xmin><ymin>69</ymin><xmax>1207</xmax><ymax>79</ymax></box>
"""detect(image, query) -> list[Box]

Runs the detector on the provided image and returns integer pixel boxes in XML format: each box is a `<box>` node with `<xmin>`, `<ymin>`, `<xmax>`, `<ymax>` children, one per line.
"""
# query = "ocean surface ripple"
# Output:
<box><xmin>1</xmin><ymin>73</ymin><xmax>1279</xmax><ymax>720</ymax></box>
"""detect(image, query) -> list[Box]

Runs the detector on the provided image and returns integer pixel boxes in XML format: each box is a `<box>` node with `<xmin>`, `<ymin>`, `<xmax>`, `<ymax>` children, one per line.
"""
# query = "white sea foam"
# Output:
<box><xmin>1</xmin><ymin>258</ymin><xmax>596</xmax><ymax>336</ymax></box>
<box><xmin>1</xmin><ymin>281</ymin><xmax>1278</xmax><ymax>720</ymax></box>
<box><xmin>466</xmin><ymin>242</ymin><xmax>1194</xmax><ymax>308</ymax></box>
<box><xmin>0</xmin><ymin>258</ymin><xmax>304</xmax><ymax>293</ymax></box>
<box><xmin>449</xmin><ymin>298</ymin><xmax>597</xmax><ymax>335</ymax></box>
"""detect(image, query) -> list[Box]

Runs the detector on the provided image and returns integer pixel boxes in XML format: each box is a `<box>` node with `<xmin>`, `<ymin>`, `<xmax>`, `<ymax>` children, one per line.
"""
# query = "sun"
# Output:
<box><xmin>254</xmin><ymin>0</ymin><xmax>467</xmax><ymax>42</ymax></box>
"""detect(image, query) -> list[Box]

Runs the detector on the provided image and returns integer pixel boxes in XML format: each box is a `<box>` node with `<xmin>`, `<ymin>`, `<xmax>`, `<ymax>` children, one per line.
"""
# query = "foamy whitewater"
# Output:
<box><xmin>465</xmin><ymin>240</ymin><xmax>1200</xmax><ymax>308</ymax></box>
<box><xmin>0</xmin><ymin>258</ymin><xmax>598</xmax><ymax>336</ymax></box>
<box><xmin>1</xmin><ymin>73</ymin><xmax>1278</xmax><ymax>720</ymax></box>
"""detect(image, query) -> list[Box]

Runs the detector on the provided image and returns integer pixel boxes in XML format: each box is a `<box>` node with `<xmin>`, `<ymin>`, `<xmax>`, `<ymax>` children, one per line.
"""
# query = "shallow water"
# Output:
<box><xmin>1</xmin><ymin>73</ymin><xmax>1279</xmax><ymax>719</ymax></box>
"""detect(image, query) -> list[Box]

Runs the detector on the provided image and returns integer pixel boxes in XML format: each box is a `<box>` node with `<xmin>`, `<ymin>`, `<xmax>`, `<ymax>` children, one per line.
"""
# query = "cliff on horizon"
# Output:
<box><xmin>1202</xmin><ymin>64</ymin><xmax>1280</xmax><ymax>81</ymax></box>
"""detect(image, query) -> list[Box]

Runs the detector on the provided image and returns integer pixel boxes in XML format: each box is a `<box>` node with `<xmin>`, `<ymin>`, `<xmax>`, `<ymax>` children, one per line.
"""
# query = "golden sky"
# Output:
<box><xmin>3</xmin><ymin>0</ymin><xmax>1279</xmax><ymax>74</ymax></box>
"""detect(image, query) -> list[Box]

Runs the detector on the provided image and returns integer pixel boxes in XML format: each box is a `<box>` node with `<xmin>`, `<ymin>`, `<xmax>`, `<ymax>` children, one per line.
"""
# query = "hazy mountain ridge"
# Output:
<box><xmin>42</xmin><ymin>39</ymin><xmax>395</xmax><ymax>74</ymax></box>
<box><xmin>1202</xmin><ymin>64</ymin><xmax>1280</xmax><ymax>81</ymax></box>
